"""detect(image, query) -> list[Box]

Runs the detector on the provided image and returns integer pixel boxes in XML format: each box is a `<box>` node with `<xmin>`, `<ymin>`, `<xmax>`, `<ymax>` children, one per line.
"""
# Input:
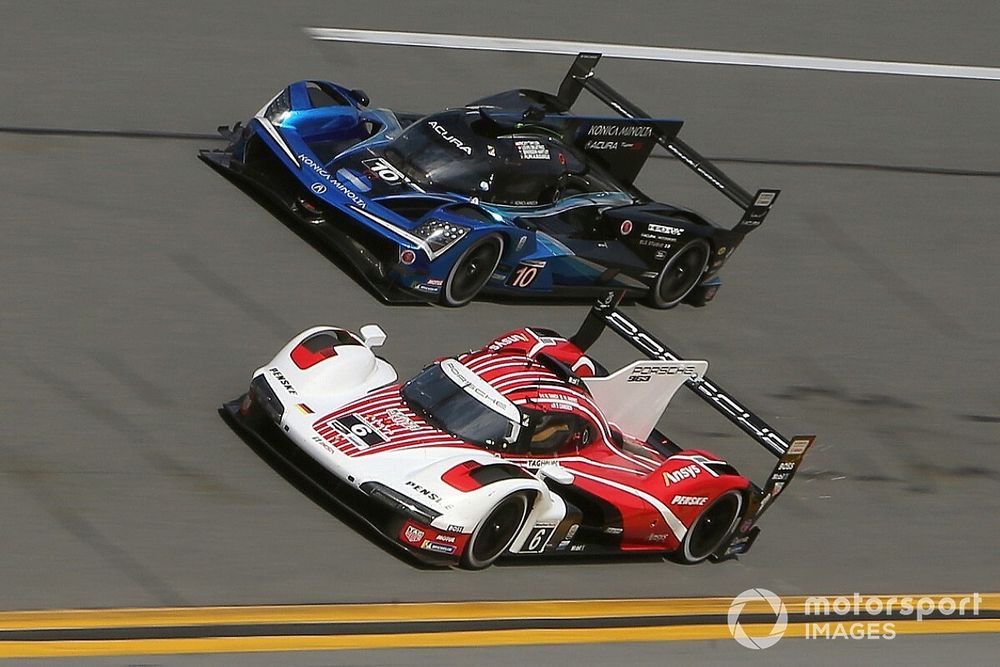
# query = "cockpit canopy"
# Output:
<box><xmin>383</xmin><ymin>110</ymin><xmax>623</xmax><ymax>206</ymax></box>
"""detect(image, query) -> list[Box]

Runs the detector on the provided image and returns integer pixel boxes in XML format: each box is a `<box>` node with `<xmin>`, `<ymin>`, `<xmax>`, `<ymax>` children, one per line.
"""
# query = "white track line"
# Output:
<box><xmin>305</xmin><ymin>27</ymin><xmax>1000</xmax><ymax>81</ymax></box>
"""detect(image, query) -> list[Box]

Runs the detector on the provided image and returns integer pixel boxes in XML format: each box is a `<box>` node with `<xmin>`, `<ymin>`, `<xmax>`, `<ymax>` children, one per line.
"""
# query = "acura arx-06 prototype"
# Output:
<box><xmin>222</xmin><ymin>293</ymin><xmax>814</xmax><ymax>569</ymax></box>
<box><xmin>202</xmin><ymin>53</ymin><xmax>780</xmax><ymax>308</ymax></box>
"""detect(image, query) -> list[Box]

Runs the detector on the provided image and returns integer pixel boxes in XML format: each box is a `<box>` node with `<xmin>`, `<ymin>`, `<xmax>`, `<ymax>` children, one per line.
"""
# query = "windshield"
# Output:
<box><xmin>401</xmin><ymin>362</ymin><xmax>517</xmax><ymax>448</ymax></box>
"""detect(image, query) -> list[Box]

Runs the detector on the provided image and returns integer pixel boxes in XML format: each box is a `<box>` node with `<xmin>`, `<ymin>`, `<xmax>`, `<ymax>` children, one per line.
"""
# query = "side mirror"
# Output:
<box><xmin>359</xmin><ymin>324</ymin><xmax>386</xmax><ymax>348</ymax></box>
<box><xmin>350</xmin><ymin>89</ymin><xmax>370</xmax><ymax>107</ymax></box>
<box><xmin>537</xmin><ymin>465</ymin><xmax>574</xmax><ymax>485</ymax></box>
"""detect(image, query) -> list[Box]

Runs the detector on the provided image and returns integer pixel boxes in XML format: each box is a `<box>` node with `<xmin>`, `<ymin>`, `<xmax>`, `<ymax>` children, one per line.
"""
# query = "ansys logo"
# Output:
<box><xmin>727</xmin><ymin>588</ymin><xmax>788</xmax><ymax>649</ymax></box>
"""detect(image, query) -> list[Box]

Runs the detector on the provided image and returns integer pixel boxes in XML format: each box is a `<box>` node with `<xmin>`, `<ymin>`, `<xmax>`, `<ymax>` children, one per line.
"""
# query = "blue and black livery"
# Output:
<box><xmin>200</xmin><ymin>53</ymin><xmax>779</xmax><ymax>307</ymax></box>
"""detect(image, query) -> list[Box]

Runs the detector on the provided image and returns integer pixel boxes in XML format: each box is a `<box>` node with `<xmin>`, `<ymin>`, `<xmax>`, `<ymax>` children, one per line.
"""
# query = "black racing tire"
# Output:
<box><xmin>440</xmin><ymin>235</ymin><xmax>503</xmax><ymax>307</ymax></box>
<box><xmin>646</xmin><ymin>239</ymin><xmax>711</xmax><ymax>309</ymax></box>
<box><xmin>674</xmin><ymin>489</ymin><xmax>743</xmax><ymax>564</ymax></box>
<box><xmin>460</xmin><ymin>493</ymin><xmax>529</xmax><ymax>570</ymax></box>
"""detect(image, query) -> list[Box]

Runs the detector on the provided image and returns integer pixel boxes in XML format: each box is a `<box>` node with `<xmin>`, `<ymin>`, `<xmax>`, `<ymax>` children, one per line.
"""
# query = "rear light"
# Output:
<box><xmin>239</xmin><ymin>392</ymin><xmax>254</xmax><ymax>416</ymax></box>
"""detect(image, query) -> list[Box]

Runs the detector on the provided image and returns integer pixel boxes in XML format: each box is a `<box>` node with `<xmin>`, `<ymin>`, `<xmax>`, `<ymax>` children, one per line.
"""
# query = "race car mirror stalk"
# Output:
<box><xmin>359</xmin><ymin>324</ymin><xmax>387</xmax><ymax>348</ymax></box>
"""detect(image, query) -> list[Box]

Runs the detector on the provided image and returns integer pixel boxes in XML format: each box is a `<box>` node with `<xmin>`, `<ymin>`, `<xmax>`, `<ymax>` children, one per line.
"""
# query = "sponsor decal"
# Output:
<box><xmin>648</xmin><ymin>533</ymin><xmax>669</xmax><ymax>542</ymax></box>
<box><xmin>331</xmin><ymin>414</ymin><xmax>387</xmax><ymax>449</ymax></box>
<box><xmin>570</xmin><ymin>544</ymin><xmax>586</xmax><ymax>551</ymax></box>
<box><xmin>386</xmin><ymin>407</ymin><xmax>421</xmax><ymax>431</ymax></box>
<box><xmin>298</xmin><ymin>153</ymin><xmax>366</xmax><ymax>208</ymax></box>
<box><xmin>403</xmin><ymin>525</ymin><xmax>425</xmax><ymax>544</ymax></box>
<box><xmin>515</xmin><ymin>139</ymin><xmax>550</xmax><ymax>160</ymax></box>
<box><xmin>754</xmin><ymin>191</ymin><xmax>777</xmax><ymax>207</ymax></box>
<box><xmin>427</xmin><ymin>121</ymin><xmax>472</xmax><ymax>155</ymax></box>
<box><xmin>663</xmin><ymin>463</ymin><xmax>702</xmax><ymax>486</ymax></box>
<box><xmin>310</xmin><ymin>182</ymin><xmax>327</xmax><ymax>194</ymax></box>
<box><xmin>717</xmin><ymin>246</ymin><xmax>728</xmax><ymax>255</ymax></box>
<box><xmin>405</xmin><ymin>480</ymin><xmax>444</xmax><ymax>504</ymax></box>
<box><xmin>648</xmin><ymin>223</ymin><xmax>685</xmax><ymax>236</ymax></box>
<box><xmin>666</xmin><ymin>143</ymin><xmax>727</xmax><ymax>190</ymax></box>
<box><xmin>488</xmin><ymin>333</ymin><xmax>529</xmax><ymax>351</ymax></box>
<box><xmin>788</xmin><ymin>437</ymin><xmax>812</xmax><ymax>455</ymax></box>
<box><xmin>588</xmin><ymin>124</ymin><xmax>653</xmax><ymax>138</ymax></box>
<box><xmin>362</xmin><ymin>157</ymin><xmax>405</xmax><ymax>185</ymax></box>
<box><xmin>620</xmin><ymin>219</ymin><xmax>633</xmax><ymax>235</ymax></box>
<box><xmin>671</xmin><ymin>494</ymin><xmax>709</xmax><ymax>506</ymax></box>
<box><xmin>415</xmin><ymin>283</ymin><xmax>440</xmax><ymax>294</ymax></box>
<box><xmin>447</xmin><ymin>524</ymin><xmax>464</xmax><ymax>533</ymax></box>
<box><xmin>422</xmin><ymin>541</ymin><xmax>456</xmax><ymax>554</ymax></box>
<box><xmin>268</xmin><ymin>367</ymin><xmax>297</xmax><ymax>395</ymax></box>
<box><xmin>627</xmin><ymin>364</ymin><xmax>700</xmax><ymax>382</ymax></box>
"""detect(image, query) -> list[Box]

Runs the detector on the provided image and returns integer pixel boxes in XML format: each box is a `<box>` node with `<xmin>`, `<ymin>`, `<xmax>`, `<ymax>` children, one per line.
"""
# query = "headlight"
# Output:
<box><xmin>413</xmin><ymin>220</ymin><xmax>470</xmax><ymax>256</ymax></box>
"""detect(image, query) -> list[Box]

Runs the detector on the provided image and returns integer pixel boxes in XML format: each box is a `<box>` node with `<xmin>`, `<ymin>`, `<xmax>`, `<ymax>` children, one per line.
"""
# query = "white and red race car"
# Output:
<box><xmin>223</xmin><ymin>293</ymin><xmax>814</xmax><ymax>569</ymax></box>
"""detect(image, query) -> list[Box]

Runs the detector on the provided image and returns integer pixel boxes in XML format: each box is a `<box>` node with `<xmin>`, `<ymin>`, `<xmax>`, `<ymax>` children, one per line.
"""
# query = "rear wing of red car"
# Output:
<box><xmin>571</xmin><ymin>291</ymin><xmax>815</xmax><ymax>559</ymax></box>
<box><xmin>555</xmin><ymin>52</ymin><xmax>779</xmax><ymax>234</ymax></box>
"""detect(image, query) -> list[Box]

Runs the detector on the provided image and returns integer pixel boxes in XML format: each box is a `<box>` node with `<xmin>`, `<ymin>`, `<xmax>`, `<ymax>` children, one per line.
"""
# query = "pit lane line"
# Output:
<box><xmin>1</xmin><ymin>594</ymin><xmax>997</xmax><ymax>658</ymax></box>
<box><xmin>305</xmin><ymin>27</ymin><xmax>1000</xmax><ymax>81</ymax></box>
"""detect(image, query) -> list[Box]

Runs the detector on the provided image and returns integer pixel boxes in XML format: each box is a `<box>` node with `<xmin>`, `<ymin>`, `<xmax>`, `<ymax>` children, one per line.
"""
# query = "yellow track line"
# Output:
<box><xmin>1</xmin><ymin>619</ymin><xmax>998</xmax><ymax>658</ymax></box>
<box><xmin>1</xmin><ymin>594</ymin><xmax>997</xmax><ymax>631</ymax></box>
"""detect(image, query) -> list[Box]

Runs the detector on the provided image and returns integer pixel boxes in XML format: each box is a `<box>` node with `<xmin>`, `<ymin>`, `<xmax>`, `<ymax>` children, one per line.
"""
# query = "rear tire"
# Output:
<box><xmin>460</xmin><ymin>493</ymin><xmax>529</xmax><ymax>570</ymax></box>
<box><xmin>646</xmin><ymin>239</ymin><xmax>711</xmax><ymax>309</ymax></box>
<box><xmin>440</xmin><ymin>235</ymin><xmax>503</xmax><ymax>307</ymax></box>
<box><xmin>674</xmin><ymin>489</ymin><xmax>743</xmax><ymax>564</ymax></box>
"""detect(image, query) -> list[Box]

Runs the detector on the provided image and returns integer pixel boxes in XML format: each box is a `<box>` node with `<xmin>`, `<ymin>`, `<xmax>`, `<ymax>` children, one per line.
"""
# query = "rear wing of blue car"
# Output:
<box><xmin>571</xmin><ymin>291</ymin><xmax>815</xmax><ymax>559</ymax></box>
<box><xmin>555</xmin><ymin>52</ymin><xmax>780</xmax><ymax>234</ymax></box>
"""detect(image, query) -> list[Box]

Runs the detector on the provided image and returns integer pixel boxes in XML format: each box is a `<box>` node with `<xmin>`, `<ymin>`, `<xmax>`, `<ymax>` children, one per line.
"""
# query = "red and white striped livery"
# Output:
<box><xmin>224</xmin><ymin>295</ymin><xmax>815</xmax><ymax>569</ymax></box>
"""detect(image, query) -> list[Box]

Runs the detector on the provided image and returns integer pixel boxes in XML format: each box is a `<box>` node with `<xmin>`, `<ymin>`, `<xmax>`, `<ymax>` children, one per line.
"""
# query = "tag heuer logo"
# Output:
<box><xmin>404</xmin><ymin>525</ymin><xmax>425</xmax><ymax>543</ymax></box>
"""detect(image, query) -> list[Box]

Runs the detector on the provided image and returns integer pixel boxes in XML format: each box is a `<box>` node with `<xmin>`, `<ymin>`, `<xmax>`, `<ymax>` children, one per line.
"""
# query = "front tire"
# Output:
<box><xmin>646</xmin><ymin>239</ymin><xmax>711</xmax><ymax>309</ymax></box>
<box><xmin>440</xmin><ymin>235</ymin><xmax>503</xmax><ymax>307</ymax></box>
<box><xmin>674</xmin><ymin>489</ymin><xmax>743</xmax><ymax>564</ymax></box>
<box><xmin>460</xmin><ymin>493</ymin><xmax>529</xmax><ymax>570</ymax></box>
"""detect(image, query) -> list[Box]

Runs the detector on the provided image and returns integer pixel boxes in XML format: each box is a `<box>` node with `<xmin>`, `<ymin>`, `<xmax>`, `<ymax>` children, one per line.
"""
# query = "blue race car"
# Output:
<box><xmin>200</xmin><ymin>53</ymin><xmax>780</xmax><ymax>307</ymax></box>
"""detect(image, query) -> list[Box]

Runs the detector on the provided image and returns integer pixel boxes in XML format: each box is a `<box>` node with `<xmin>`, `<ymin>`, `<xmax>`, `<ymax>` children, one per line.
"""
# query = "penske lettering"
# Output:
<box><xmin>405</xmin><ymin>480</ymin><xmax>444</xmax><ymax>504</ymax></box>
<box><xmin>298</xmin><ymin>153</ymin><xmax>367</xmax><ymax>208</ymax></box>
<box><xmin>268</xmin><ymin>367</ymin><xmax>297</xmax><ymax>395</ymax></box>
<box><xmin>671</xmin><ymin>494</ymin><xmax>708</xmax><ymax>506</ymax></box>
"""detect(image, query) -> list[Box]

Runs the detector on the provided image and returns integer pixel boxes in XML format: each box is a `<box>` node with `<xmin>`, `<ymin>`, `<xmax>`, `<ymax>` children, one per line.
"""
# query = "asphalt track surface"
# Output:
<box><xmin>2</xmin><ymin>1</ymin><xmax>999</xmax><ymax>664</ymax></box>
